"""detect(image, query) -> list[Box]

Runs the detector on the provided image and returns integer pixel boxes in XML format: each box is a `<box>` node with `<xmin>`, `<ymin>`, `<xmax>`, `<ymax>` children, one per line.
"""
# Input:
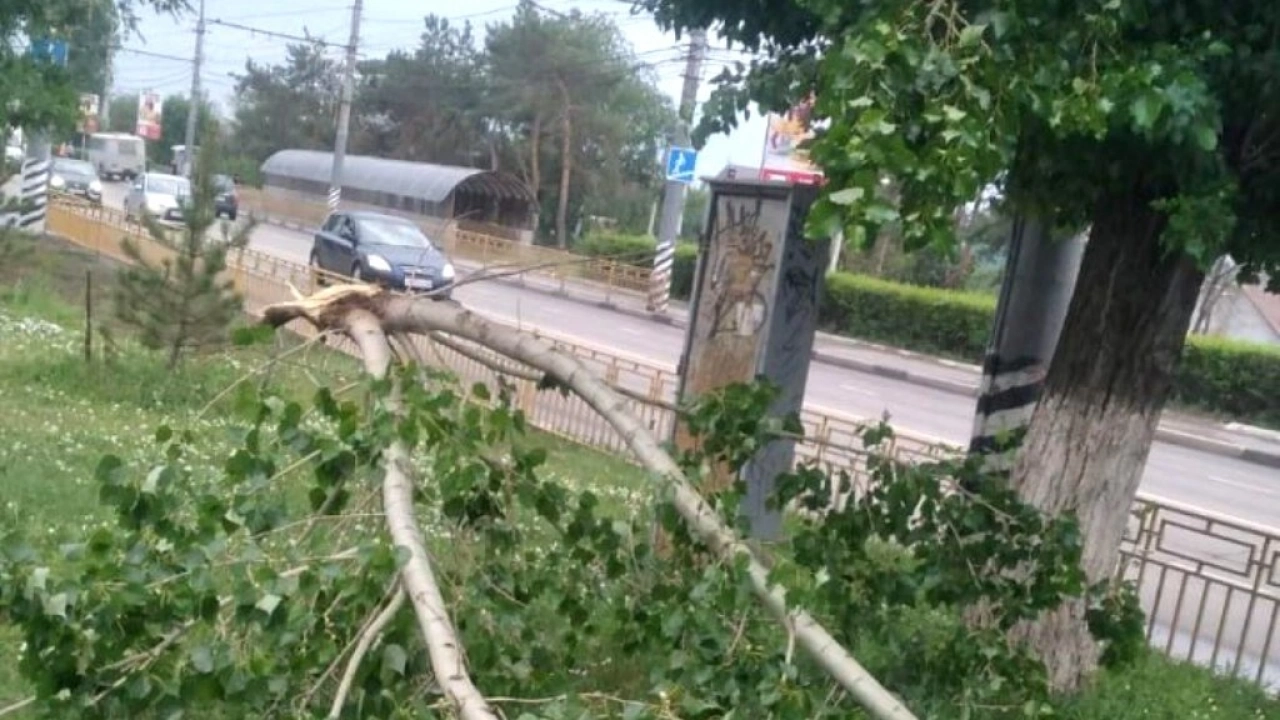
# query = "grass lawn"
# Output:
<box><xmin>0</xmin><ymin>237</ymin><xmax>651</xmax><ymax>713</ymax></box>
<box><xmin>0</xmin><ymin>236</ymin><xmax>1276</xmax><ymax>718</ymax></box>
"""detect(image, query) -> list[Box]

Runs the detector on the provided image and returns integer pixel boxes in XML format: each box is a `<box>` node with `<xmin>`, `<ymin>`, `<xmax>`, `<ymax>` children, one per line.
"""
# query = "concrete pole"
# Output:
<box><xmin>19</xmin><ymin>136</ymin><xmax>52</xmax><ymax>233</ymax></box>
<box><xmin>182</xmin><ymin>0</ymin><xmax>206</xmax><ymax>178</ymax></box>
<box><xmin>967</xmin><ymin>213</ymin><xmax>1086</xmax><ymax>475</ymax></box>
<box><xmin>647</xmin><ymin>28</ymin><xmax>706</xmax><ymax>314</ymax></box>
<box><xmin>328</xmin><ymin>0</ymin><xmax>363</xmax><ymax>213</ymax></box>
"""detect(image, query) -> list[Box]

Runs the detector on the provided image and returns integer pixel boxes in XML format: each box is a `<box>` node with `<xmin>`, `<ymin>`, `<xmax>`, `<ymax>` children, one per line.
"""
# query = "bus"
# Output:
<box><xmin>86</xmin><ymin>132</ymin><xmax>146</xmax><ymax>180</ymax></box>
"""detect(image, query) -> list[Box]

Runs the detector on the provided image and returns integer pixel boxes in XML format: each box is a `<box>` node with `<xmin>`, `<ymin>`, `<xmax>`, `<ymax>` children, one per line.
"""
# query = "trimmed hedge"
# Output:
<box><xmin>578</xmin><ymin>232</ymin><xmax>699</xmax><ymax>300</ymax></box>
<box><xmin>820</xmin><ymin>274</ymin><xmax>996</xmax><ymax>361</ymax></box>
<box><xmin>818</xmin><ymin>272</ymin><xmax>1280</xmax><ymax>429</ymax></box>
<box><xmin>1173</xmin><ymin>337</ymin><xmax>1280</xmax><ymax>429</ymax></box>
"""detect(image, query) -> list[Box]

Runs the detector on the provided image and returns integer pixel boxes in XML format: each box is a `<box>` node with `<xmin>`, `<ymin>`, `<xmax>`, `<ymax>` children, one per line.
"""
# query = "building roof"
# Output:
<box><xmin>261</xmin><ymin>149</ymin><xmax>535</xmax><ymax>205</ymax></box>
<box><xmin>1241</xmin><ymin>282</ymin><xmax>1280</xmax><ymax>339</ymax></box>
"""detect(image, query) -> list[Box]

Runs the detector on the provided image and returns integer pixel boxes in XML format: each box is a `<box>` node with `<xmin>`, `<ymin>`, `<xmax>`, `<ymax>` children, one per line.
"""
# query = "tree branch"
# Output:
<box><xmin>261</xmin><ymin>285</ymin><xmax>917</xmax><ymax>720</ymax></box>
<box><xmin>340</xmin><ymin>307</ymin><xmax>499</xmax><ymax>720</ymax></box>
<box><xmin>329</xmin><ymin>582</ymin><xmax>408</xmax><ymax>719</ymax></box>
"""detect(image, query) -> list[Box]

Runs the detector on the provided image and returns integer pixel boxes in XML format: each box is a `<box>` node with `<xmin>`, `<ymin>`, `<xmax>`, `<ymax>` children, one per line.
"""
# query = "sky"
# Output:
<box><xmin>112</xmin><ymin>0</ymin><xmax>772</xmax><ymax>180</ymax></box>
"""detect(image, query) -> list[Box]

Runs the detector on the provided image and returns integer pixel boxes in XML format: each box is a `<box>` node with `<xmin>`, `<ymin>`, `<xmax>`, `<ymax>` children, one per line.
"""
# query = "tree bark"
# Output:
<box><xmin>1008</xmin><ymin>188</ymin><xmax>1205</xmax><ymax>691</ymax></box>
<box><xmin>555</xmin><ymin>80</ymin><xmax>573</xmax><ymax>249</ymax></box>
<box><xmin>528</xmin><ymin>113</ymin><xmax>543</xmax><ymax>235</ymax></box>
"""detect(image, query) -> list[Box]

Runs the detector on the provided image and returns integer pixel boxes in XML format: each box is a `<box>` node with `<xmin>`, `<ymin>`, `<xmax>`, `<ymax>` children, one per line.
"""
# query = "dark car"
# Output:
<box><xmin>50</xmin><ymin>158</ymin><xmax>103</xmax><ymax>204</ymax></box>
<box><xmin>310</xmin><ymin>211</ymin><xmax>456</xmax><ymax>298</ymax></box>
<box><xmin>212</xmin><ymin>174</ymin><xmax>238</xmax><ymax>220</ymax></box>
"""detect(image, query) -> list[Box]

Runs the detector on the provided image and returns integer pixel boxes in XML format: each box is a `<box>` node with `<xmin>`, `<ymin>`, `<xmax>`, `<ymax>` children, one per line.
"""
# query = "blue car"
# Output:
<box><xmin>310</xmin><ymin>211</ymin><xmax>456</xmax><ymax>299</ymax></box>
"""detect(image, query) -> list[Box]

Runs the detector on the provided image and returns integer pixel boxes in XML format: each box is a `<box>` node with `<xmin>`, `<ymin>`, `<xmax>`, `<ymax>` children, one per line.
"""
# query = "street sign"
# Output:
<box><xmin>665</xmin><ymin>146</ymin><xmax>697</xmax><ymax>184</ymax></box>
<box><xmin>29</xmin><ymin>38</ymin><xmax>69</xmax><ymax>67</ymax></box>
<box><xmin>77</xmin><ymin>94</ymin><xmax>100</xmax><ymax>134</ymax></box>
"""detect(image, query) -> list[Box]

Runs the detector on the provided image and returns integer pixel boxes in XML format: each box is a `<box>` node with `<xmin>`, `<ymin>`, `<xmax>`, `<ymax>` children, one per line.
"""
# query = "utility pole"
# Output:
<box><xmin>966</xmin><ymin>213</ymin><xmax>1085</xmax><ymax>478</ymax></box>
<box><xmin>101</xmin><ymin>47</ymin><xmax>113</xmax><ymax>131</ymax></box>
<box><xmin>328</xmin><ymin>0</ymin><xmax>363</xmax><ymax>213</ymax></box>
<box><xmin>182</xmin><ymin>0</ymin><xmax>206</xmax><ymax>178</ymax></box>
<box><xmin>648</xmin><ymin>28</ymin><xmax>707</xmax><ymax>315</ymax></box>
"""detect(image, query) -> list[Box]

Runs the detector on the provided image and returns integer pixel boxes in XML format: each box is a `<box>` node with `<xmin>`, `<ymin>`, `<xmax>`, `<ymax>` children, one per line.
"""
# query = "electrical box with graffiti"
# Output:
<box><xmin>674</xmin><ymin>177</ymin><xmax>830</xmax><ymax>540</ymax></box>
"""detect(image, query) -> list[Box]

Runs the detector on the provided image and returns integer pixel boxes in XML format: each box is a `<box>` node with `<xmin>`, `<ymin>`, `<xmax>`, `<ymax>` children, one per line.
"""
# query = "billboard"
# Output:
<box><xmin>760</xmin><ymin>95</ymin><xmax>824</xmax><ymax>185</ymax></box>
<box><xmin>77</xmin><ymin>93</ymin><xmax>100</xmax><ymax>134</ymax></box>
<box><xmin>136</xmin><ymin>92</ymin><xmax>163</xmax><ymax>140</ymax></box>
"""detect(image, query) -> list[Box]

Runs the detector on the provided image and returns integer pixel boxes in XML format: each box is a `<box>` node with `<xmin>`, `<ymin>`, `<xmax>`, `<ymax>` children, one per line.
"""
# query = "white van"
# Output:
<box><xmin>86</xmin><ymin>132</ymin><xmax>146</xmax><ymax>181</ymax></box>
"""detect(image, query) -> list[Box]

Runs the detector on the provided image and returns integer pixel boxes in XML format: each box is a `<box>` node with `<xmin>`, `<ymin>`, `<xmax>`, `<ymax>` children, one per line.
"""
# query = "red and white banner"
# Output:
<box><xmin>760</xmin><ymin>95</ymin><xmax>824</xmax><ymax>185</ymax></box>
<box><xmin>136</xmin><ymin>91</ymin><xmax>163</xmax><ymax>140</ymax></box>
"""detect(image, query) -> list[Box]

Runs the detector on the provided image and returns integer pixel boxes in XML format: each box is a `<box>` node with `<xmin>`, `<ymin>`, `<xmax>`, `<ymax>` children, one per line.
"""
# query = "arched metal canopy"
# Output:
<box><xmin>261</xmin><ymin>149</ymin><xmax>535</xmax><ymax>204</ymax></box>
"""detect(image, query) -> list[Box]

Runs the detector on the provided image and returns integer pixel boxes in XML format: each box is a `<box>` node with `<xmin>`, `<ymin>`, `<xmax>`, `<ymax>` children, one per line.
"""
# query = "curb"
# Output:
<box><xmin>255</xmin><ymin>214</ymin><xmax>1280</xmax><ymax>469</ymax></box>
<box><xmin>1158</xmin><ymin>429</ymin><xmax>1280</xmax><ymax>469</ymax></box>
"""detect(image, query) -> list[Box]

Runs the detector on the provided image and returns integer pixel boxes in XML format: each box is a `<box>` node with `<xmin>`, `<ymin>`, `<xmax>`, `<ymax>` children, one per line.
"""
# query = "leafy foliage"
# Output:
<box><xmin>230</xmin><ymin>40</ymin><xmax>342</xmax><ymax>166</ymax></box>
<box><xmin>575</xmin><ymin>232</ymin><xmax>699</xmax><ymax>299</ymax></box>
<box><xmin>114</xmin><ymin>135</ymin><xmax>255</xmax><ymax>369</ymax></box>
<box><xmin>0</xmin><ymin>0</ymin><xmax>184</xmax><ymax>135</ymax></box>
<box><xmin>0</xmin><ymin>318</ymin><xmax>1151</xmax><ymax>719</ymax></box>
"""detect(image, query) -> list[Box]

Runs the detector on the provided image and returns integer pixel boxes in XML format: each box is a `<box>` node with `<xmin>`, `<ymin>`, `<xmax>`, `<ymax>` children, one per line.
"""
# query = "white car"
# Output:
<box><xmin>123</xmin><ymin>172</ymin><xmax>191</xmax><ymax>223</ymax></box>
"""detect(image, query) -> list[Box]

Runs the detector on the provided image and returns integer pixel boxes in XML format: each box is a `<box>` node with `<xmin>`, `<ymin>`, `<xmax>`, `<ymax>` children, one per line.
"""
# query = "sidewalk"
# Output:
<box><xmin>453</xmin><ymin>254</ymin><xmax>1280</xmax><ymax>469</ymax></box>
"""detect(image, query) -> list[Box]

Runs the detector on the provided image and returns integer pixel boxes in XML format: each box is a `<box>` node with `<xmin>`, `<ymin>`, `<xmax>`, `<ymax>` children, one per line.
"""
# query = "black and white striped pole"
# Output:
<box><xmin>327</xmin><ymin>0</ymin><xmax>362</xmax><ymax>213</ymax></box>
<box><xmin>18</xmin><ymin>135</ymin><xmax>52</xmax><ymax>233</ymax></box>
<box><xmin>15</xmin><ymin>38</ymin><xmax>67</xmax><ymax>234</ymax></box>
<box><xmin>647</xmin><ymin>29</ymin><xmax>706</xmax><ymax>315</ymax></box>
<box><xmin>967</xmin><ymin>214</ymin><xmax>1085</xmax><ymax>475</ymax></box>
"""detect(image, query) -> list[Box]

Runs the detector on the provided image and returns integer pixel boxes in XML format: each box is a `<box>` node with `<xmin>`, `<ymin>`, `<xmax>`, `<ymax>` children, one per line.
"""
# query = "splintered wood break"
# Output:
<box><xmin>260</xmin><ymin>282</ymin><xmax>390</xmax><ymax>330</ymax></box>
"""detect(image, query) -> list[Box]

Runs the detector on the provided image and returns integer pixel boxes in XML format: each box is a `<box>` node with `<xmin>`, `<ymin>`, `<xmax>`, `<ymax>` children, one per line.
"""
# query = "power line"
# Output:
<box><xmin>113</xmin><ymin>46</ymin><xmax>193</xmax><ymax>64</ymax></box>
<box><xmin>207</xmin><ymin>18</ymin><xmax>350</xmax><ymax>50</ymax></box>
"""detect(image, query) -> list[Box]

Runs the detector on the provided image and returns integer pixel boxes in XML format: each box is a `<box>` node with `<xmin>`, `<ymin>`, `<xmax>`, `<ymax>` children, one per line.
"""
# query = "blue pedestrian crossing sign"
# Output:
<box><xmin>665</xmin><ymin>146</ymin><xmax>697</xmax><ymax>184</ymax></box>
<box><xmin>29</xmin><ymin>38</ymin><xmax>69</xmax><ymax>67</ymax></box>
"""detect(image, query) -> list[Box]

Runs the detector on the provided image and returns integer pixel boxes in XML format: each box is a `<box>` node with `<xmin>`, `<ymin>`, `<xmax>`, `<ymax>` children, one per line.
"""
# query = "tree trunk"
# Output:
<box><xmin>526</xmin><ymin>113</ymin><xmax>543</xmax><ymax>236</ymax></box>
<box><xmin>555</xmin><ymin>81</ymin><xmax>573</xmax><ymax>249</ymax></box>
<box><xmin>1008</xmin><ymin>188</ymin><xmax>1205</xmax><ymax>691</ymax></box>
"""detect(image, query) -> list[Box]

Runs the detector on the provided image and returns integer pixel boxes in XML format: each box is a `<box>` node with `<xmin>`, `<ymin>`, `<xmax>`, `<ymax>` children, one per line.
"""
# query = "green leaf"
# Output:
<box><xmin>382</xmin><ymin>643</ymin><xmax>408</xmax><ymax>676</ymax></box>
<box><xmin>828</xmin><ymin>187</ymin><xmax>866</xmax><ymax>206</ymax></box>
<box><xmin>958</xmin><ymin>23</ymin><xmax>987</xmax><ymax>47</ymax></box>
<box><xmin>471</xmin><ymin>382</ymin><xmax>491</xmax><ymax>401</ymax></box>
<box><xmin>43</xmin><ymin>592</ymin><xmax>69</xmax><ymax>619</ymax></box>
<box><xmin>190</xmin><ymin>645</ymin><xmax>215</xmax><ymax>674</ymax></box>
<box><xmin>1192</xmin><ymin>123</ymin><xmax>1218</xmax><ymax>152</ymax></box>
<box><xmin>255</xmin><ymin>593</ymin><xmax>282</xmax><ymax>615</ymax></box>
<box><xmin>1130</xmin><ymin>91</ymin><xmax>1165</xmax><ymax>131</ymax></box>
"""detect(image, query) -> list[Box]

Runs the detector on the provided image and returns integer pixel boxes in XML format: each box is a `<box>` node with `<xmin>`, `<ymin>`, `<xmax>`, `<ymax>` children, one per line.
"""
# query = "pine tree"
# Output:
<box><xmin>114</xmin><ymin>134</ymin><xmax>255</xmax><ymax>369</ymax></box>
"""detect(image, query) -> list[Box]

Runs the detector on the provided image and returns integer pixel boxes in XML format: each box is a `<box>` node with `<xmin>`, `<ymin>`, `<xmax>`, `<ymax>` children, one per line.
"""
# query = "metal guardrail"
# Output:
<box><xmin>42</xmin><ymin>200</ymin><xmax>1280</xmax><ymax>689</ymax></box>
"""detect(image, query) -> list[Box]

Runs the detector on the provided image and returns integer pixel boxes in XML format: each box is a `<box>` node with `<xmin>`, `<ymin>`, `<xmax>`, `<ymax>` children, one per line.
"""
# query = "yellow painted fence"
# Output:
<box><xmin>41</xmin><ymin>200</ymin><xmax>1280</xmax><ymax>689</ymax></box>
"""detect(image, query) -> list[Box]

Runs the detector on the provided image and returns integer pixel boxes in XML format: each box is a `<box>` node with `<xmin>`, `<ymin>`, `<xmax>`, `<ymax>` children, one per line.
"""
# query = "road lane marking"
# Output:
<box><xmin>1209</xmin><ymin>475</ymin><xmax>1280</xmax><ymax>499</ymax></box>
<box><xmin>839</xmin><ymin>383</ymin><xmax>879</xmax><ymax>398</ymax></box>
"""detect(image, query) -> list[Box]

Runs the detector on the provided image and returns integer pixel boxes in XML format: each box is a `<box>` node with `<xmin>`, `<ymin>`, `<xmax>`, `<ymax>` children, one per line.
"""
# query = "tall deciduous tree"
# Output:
<box><xmin>354</xmin><ymin>16</ymin><xmax>489</xmax><ymax>167</ymax></box>
<box><xmin>644</xmin><ymin>0</ymin><xmax>1280</xmax><ymax>690</ymax></box>
<box><xmin>487</xmin><ymin>1</ymin><xmax>675</xmax><ymax>246</ymax></box>
<box><xmin>153</xmin><ymin>94</ymin><xmax>217</xmax><ymax>168</ymax></box>
<box><xmin>230</xmin><ymin>40</ymin><xmax>341</xmax><ymax>164</ymax></box>
<box><xmin>115</xmin><ymin>134</ymin><xmax>255</xmax><ymax>369</ymax></box>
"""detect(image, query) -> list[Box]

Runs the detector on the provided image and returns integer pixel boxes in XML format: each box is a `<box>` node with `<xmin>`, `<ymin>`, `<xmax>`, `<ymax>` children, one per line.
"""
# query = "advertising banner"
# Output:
<box><xmin>77</xmin><ymin>93</ymin><xmax>100</xmax><ymax>134</ymax></box>
<box><xmin>760</xmin><ymin>95</ymin><xmax>824</xmax><ymax>185</ymax></box>
<box><xmin>136</xmin><ymin>92</ymin><xmax>163</xmax><ymax>140</ymax></box>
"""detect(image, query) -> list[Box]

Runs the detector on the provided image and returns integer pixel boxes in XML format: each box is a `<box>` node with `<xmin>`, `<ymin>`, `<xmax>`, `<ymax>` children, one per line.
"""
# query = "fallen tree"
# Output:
<box><xmin>261</xmin><ymin>282</ymin><xmax>918</xmax><ymax>720</ymax></box>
